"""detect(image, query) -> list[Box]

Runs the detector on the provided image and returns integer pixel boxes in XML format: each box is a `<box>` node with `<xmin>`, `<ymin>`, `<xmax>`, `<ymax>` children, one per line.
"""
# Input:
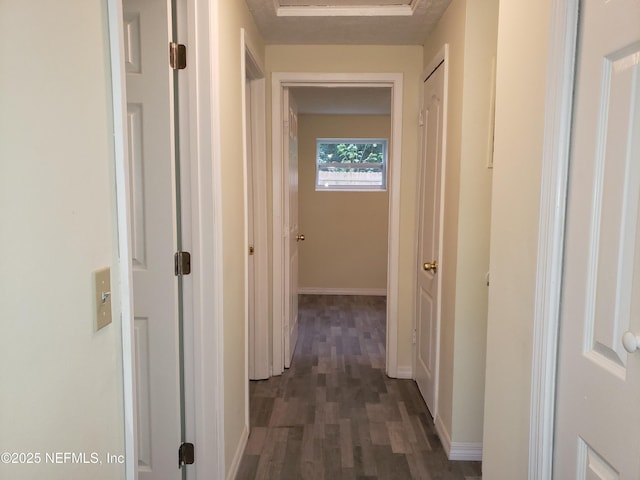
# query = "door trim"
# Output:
<box><xmin>107</xmin><ymin>0</ymin><xmax>224</xmax><ymax>478</ymax></box>
<box><xmin>271</xmin><ymin>72</ymin><xmax>403</xmax><ymax>377</ymax></box>
<box><xmin>242</xmin><ymin>30</ymin><xmax>269</xmax><ymax>377</ymax></box>
<box><xmin>105</xmin><ymin>1</ymin><xmax>136</xmax><ymax>477</ymax></box>
<box><xmin>528</xmin><ymin>0</ymin><xmax>579</xmax><ymax>477</ymax></box>
<box><xmin>414</xmin><ymin>44</ymin><xmax>449</xmax><ymax>424</ymax></box>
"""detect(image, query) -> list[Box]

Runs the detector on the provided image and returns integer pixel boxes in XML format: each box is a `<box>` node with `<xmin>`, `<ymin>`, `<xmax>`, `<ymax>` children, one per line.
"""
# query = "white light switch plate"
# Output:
<box><xmin>95</xmin><ymin>267</ymin><xmax>112</xmax><ymax>331</ymax></box>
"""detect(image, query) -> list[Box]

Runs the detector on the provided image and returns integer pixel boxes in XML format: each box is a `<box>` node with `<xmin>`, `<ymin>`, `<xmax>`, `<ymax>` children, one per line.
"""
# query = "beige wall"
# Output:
<box><xmin>215</xmin><ymin>0</ymin><xmax>265</xmax><ymax>472</ymax></box>
<box><xmin>422</xmin><ymin>0</ymin><xmax>498</xmax><ymax>447</ymax></box>
<box><xmin>0</xmin><ymin>1</ymin><xmax>125</xmax><ymax>478</ymax></box>
<box><xmin>482</xmin><ymin>0</ymin><xmax>552</xmax><ymax>477</ymax></box>
<box><xmin>267</xmin><ymin>45</ymin><xmax>423</xmax><ymax>371</ymax></box>
<box><xmin>298</xmin><ymin>115</ymin><xmax>390</xmax><ymax>292</ymax></box>
<box><xmin>452</xmin><ymin>0</ymin><xmax>498</xmax><ymax>444</ymax></box>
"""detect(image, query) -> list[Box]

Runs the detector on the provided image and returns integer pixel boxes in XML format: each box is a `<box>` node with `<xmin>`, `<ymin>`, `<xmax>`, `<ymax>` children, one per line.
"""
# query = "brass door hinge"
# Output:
<box><xmin>169</xmin><ymin>42</ymin><xmax>186</xmax><ymax>70</ymax></box>
<box><xmin>178</xmin><ymin>442</ymin><xmax>194</xmax><ymax>467</ymax></box>
<box><xmin>174</xmin><ymin>251</ymin><xmax>191</xmax><ymax>276</ymax></box>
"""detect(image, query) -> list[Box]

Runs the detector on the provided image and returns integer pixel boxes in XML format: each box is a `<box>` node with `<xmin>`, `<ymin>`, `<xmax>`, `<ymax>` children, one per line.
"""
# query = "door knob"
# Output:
<box><xmin>622</xmin><ymin>331</ymin><xmax>640</xmax><ymax>354</ymax></box>
<box><xmin>423</xmin><ymin>261</ymin><xmax>438</xmax><ymax>273</ymax></box>
<box><xmin>296</xmin><ymin>234</ymin><xmax>305</xmax><ymax>242</ymax></box>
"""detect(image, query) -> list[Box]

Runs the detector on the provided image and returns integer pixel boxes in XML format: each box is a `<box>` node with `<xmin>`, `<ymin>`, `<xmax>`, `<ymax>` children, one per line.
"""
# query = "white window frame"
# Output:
<box><xmin>315</xmin><ymin>137</ymin><xmax>388</xmax><ymax>191</ymax></box>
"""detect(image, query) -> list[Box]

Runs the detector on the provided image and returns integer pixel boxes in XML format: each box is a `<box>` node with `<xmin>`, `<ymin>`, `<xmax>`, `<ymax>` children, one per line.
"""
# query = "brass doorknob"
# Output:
<box><xmin>423</xmin><ymin>261</ymin><xmax>438</xmax><ymax>273</ymax></box>
<box><xmin>296</xmin><ymin>234</ymin><xmax>305</xmax><ymax>242</ymax></box>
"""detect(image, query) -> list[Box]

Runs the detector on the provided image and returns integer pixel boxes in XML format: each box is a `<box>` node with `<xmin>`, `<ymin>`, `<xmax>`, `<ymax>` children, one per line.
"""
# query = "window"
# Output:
<box><xmin>316</xmin><ymin>138</ymin><xmax>388</xmax><ymax>191</ymax></box>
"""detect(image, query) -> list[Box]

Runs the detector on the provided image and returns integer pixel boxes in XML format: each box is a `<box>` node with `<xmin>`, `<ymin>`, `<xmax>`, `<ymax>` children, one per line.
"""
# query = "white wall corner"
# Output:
<box><xmin>226</xmin><ymin>425</ymin><xmax>249</xmax><ymax>480</ymax></box>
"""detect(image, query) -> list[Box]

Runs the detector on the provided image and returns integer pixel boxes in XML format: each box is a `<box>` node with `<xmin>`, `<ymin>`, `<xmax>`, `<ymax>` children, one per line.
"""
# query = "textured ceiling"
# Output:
<box><xmin>245</xmin><ymin>0</ymin><xmax>452</xmax><ymax>45</ymax></box>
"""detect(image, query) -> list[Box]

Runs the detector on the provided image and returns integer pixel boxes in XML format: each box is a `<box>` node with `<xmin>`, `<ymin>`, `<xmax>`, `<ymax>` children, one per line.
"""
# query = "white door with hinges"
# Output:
<box><xmin>415</xmin><ymin>62</ymin><xmax>445</xmax><ymax>417</ymax></box>
<box><xmin>123</xmin><ymin>0</ymin><xmax>185</xmax><ymax>477</ymax></box>
<box><xmin>553</xmin><ymin>0</ymin><xmax>640</xmax><ymax>478</ymax></box>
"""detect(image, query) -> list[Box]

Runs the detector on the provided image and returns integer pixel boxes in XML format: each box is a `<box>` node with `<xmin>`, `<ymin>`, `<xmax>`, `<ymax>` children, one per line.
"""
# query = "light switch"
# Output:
<box><xmin>95</xmin><ymin>267</ymin><xmax>112</xmax><ymax>331</ymax></box>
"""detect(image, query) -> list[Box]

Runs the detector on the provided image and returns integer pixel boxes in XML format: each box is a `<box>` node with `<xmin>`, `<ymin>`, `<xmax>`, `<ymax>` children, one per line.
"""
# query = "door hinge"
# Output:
<box><xmin>249</xmin><ymin>245</ymin><xmax>255</xmax><ymax>256</ymax></box>
<box><xmin>175</xmin><ymin>251</ymin><xmax>191</xmax><ymax>276</ymax></box>
<box><xmin>169</xmin><ymin>42</ymin><xmax>187</xmax><ymax>70</ymax></box>
<box><xmin>178</xmin><ymin>442</ymin><xmax>194</xmax><ymax>467</ymax></box>
<box><xmin>412</xmin><ymin>329</ymin><xmax>416</xmax><ymax>345</ymax></box>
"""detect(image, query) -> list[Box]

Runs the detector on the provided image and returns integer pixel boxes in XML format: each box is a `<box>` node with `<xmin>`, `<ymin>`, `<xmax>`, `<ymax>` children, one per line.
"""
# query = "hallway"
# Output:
<box><xmin>237</xmin><ymin>295</ymin><xmax>482</xmax><ymax>479</ymax></box>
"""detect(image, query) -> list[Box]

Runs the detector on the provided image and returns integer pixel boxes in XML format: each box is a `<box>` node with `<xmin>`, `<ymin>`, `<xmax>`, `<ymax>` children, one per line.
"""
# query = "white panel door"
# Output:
<box><xmin>123</xmin><ymin>0</ymin><xmax>182</xmax><ymax>478</ymax></box>
<box><xmin>415</xmin><ymin>63</ymin><xmax>444</xmax><ymax>416</ymax></box>
<box><xmin>283</xmin><ymin>88</ymin><xmax>300</xmax><ymax>369</ymax></box>
<box><xmin>554</xmin><ymin>1</ymin><xmax>640</xmax><ymax>478</ymax></box>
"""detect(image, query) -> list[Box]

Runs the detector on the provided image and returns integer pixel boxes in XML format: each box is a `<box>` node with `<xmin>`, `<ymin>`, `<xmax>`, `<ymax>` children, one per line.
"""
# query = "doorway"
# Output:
<box><xmin>243</xmin><ymin>31</ymin><xmax>269</xmax><ymax>382</ymax></box>
<box><xmin>414</xmin><ymin>54</ymin><xmax>447</xmax><ymax>420</ymax></box>
<box><xmin>271</xmin><ymin>73</ymin><xmax>404</xmax><ymax>378</ymax></box>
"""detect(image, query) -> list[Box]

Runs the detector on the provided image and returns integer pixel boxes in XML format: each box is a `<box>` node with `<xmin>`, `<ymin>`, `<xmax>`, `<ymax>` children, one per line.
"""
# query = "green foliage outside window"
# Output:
<box><xmin>317</xmin><ymin>142</ymin><xmax>384</xmax><ymax>171</ymax></box>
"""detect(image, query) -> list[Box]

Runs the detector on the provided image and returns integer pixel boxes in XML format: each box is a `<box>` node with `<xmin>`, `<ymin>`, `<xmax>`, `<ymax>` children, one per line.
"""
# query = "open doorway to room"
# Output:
<box><xmin>293</xmin><ymin>86</ymin><xmax>391</xmax><ymax>300</ymax></box>
<box><xmin>269</xmin><ymin>73</ymin><xmax>406</xmax><ymax>380</ymax></box>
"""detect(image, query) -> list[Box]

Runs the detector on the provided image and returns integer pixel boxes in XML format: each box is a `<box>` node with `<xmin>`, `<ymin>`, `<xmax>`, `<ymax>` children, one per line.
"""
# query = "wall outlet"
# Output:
<box><xmin>95</xmin><ymin>267</ymin><xmax>112</xmax><ymax>331</ymax></box>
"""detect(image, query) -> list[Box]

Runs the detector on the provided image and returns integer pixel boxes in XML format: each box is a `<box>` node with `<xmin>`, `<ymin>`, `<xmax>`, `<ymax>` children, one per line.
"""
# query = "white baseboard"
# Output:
<box><xmin>435</xmin><ymin>414</ymin><xmax>452</xmax><ymax>457</ymax></box>
<box><xmin>226</xmin><ymin>425</ymin><xmax>248</xmax><ymax>480</ymax></box>
<box><xmin>395</xmin><ymin>365</ymin><xmax>413</xmax><ymax>379</ymax></box>
<box><xmin>448</xmin><ymin>442</ymin><xmax>483</xmax><ymax>461</ymax></box>
<box><xmin>298</xmin><ymin>287</ymin><xmax>387</xmax><ymax>296</ymax></box>
<box><xmin>434</xmin><ymin>415</ymin><xmax>482</xmax><ymax>461</ymax></box>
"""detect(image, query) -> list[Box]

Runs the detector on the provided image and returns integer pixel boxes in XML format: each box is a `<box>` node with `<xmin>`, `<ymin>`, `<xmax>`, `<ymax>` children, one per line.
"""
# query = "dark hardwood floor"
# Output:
<box><xmin>237</xmin><ymin>295</ymin><xmax>482</xmax><ymax>480</ymax></box>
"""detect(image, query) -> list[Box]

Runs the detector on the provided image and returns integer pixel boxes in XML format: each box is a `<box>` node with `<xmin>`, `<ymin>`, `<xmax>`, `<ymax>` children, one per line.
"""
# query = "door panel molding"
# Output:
<box><xmin>271</xmin><ymin>72</ymin><xmax>403</xmax><ymax>377</ymax></box>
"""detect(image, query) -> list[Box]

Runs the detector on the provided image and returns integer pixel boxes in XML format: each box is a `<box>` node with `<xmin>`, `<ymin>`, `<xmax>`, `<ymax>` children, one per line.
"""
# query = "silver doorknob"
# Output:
<box><xmin>622</xmin><ymin>331</ymin><xmax>640</xmax><ymax>354</ymax></box>
<box><xmin>296</xmin><ymin>234</ymin><xmax>305</xmax><ymax>242</ymax></box>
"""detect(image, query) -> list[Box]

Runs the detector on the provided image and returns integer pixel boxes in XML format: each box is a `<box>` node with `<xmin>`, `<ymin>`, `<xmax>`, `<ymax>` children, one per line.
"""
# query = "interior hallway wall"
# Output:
<box><xmin>297</xmin><ymin>114</ymin><xmax>390</xmax><ymax>293</ymax></box>
<box><xmin>266</xmin><ymin>45</ymin><xmax>423</xmax><ymax>373</ymax></box>
<box><xmin>214</xmin><ymin>0</ymin><xmax>266</xmax><ymax>473</ymax></box>
<box><xmin>422</xmin><ymin>0</ymin><xmax>498</xmax><ymax>451</ymax></box>
<box><xmin>0</xmin><ymin>1</ymin><xmax>125</xmax><ymax>478</ymax></box>
<box><xmin>482</xmin><ymin>0</ymin><xmax>553</xmax><ymax>476</ymax></box>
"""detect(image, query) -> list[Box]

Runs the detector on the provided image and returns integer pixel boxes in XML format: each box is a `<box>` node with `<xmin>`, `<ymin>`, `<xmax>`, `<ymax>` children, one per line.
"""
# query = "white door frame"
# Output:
<box><xmin>242</xmin><ymin>29</ymin><xmax>270</xmax><ymax>383</ymax></box>
<box><xmin>107</xmin><ymin>0</ymin><xmax>224</xmax><ymax>478</ymax></box>
<box><xmin>528</xmin><ymin>0</ymin><xmax>579</xmax><ymax>477</ymax></box>
<box><xmin>271</xmin><ymin>72</ymin><xmax>404</xmax><ymax>377</ymax></box>
<box><xmin>413</xmin><ymin>45</ymin><xmax>449</xmax><ymax>423</ymax></box>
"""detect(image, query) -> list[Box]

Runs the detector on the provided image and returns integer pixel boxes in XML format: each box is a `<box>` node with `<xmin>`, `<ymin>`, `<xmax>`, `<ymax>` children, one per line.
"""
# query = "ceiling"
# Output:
<box><xmin>291</xmin><ymin>87</ymin><xmax>392</xmax><ymax>115</ymax></box>
<box><xmin>244</xmin><ymin>0</ymin><xmax>452</xmax><ymax>45</ymax></box>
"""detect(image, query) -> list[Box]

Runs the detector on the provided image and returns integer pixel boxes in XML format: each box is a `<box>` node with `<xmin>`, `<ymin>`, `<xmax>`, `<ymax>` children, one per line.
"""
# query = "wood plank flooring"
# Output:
<box><xmin>237</xmin><ymin>295</ymin><xmax>482</xmax><ymax>480</ymax></box>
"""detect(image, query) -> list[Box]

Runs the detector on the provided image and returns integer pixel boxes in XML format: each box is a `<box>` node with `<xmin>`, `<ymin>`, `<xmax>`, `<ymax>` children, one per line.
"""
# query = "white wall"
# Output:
<box><xmin>298</xmin><ymin>114</ymin><xmax>390</xmax><ymax>293</ymax></box>
<box><xmin>0</xmin><ymin>1</ymin><xmax>125</xmax><ymax>478</ymax></box>
<box><xmin>482</xmin><ymin>0</ymin><xmax>552</xmax><ymax>477</ymax></box>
